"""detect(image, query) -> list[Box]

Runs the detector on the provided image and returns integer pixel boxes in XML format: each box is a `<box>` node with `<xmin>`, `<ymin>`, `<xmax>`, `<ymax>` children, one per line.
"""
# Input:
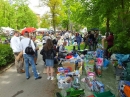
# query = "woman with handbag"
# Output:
<box><xmin>40</xmin><ymin>39</ymin><xmax>56</xmax><ymax>80</ymax></box>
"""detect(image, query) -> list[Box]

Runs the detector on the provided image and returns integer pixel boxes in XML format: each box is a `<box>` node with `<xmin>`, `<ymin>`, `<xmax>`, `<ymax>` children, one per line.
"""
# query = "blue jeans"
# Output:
<box><xmin>77</xmin><ymin>42</ymin><xmax>80</xmax><ymax>50</ymax></box>
<box><xmin>23</xmin><ymin>54</ymin><xmax>39</xmax><ymax>79</ymax></box>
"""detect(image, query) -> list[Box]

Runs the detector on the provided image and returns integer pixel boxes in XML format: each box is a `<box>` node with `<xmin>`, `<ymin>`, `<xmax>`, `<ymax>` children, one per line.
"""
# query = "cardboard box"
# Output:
<box><xmin>62</xmin><ymin>61</ymin><xmax>75</xmax><ymax>72</ymax></box>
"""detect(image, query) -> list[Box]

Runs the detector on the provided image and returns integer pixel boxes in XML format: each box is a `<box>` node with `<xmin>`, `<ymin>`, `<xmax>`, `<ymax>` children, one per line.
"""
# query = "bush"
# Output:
<box><xmin>0</xmin><ymin>44</ymin><xmax>14</xmax><ymax>66</ymax></box>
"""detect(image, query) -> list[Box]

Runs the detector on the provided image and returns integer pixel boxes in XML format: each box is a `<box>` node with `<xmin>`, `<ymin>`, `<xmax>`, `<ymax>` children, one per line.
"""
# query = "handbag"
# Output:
<box><xmin>25</xmin><ymin>39</ymin><xmax>35</xmax><ymax>55</ymax></box>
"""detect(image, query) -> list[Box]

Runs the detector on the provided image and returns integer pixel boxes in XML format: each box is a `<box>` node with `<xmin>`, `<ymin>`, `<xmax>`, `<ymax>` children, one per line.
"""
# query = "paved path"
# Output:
<box><xmin>0</xmin><ymin>50</ymin><xmax>57</xmax><ymax>97</ymax></box>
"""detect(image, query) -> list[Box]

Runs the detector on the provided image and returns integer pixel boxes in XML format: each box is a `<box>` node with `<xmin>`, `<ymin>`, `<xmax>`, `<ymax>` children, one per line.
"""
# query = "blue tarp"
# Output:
<box><xmin>115</xmin><ymin>54</ymin><xmax>130</xmax><ymax>66</ymax></box>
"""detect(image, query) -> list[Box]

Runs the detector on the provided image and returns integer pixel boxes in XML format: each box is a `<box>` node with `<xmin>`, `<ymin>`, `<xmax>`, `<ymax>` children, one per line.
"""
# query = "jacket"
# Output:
<box><xmin>106</xmin><ymin>35</ymin><xmax>114</xmax><ymax>46</ymax></box>
<box><xmin>40</xmin><ymin>48</ymin><xmax>56</xmax><ymax>60</ymax></box>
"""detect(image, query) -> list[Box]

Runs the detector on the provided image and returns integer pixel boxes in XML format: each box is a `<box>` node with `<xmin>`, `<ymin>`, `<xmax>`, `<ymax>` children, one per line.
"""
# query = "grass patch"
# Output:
<box><xmin>36</xmin><ymin>35</ymin><xmax>42</xmax><ymax>40</ymax></box>
<box><xmin>0</xmin><ymin>36</ymin><xmax>6</xmax><ymax>41</ymax></box>
<box><xmin>65</xmin><ymin>43</ymin><xmax>86</xmax><ymax>51</ymax></box>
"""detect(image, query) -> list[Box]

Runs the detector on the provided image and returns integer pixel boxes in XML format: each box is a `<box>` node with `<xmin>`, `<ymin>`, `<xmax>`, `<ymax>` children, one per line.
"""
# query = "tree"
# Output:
<box><xmin>0</xmin><ymin>0</ymin><xmax>12</xmax><ymax>27</ymax></box>
<box><xmin>41</xmin><ymin>0</ymin><xmax>62</xmax><ymax>33</ymax></box>
<box><xmin>0</xmin><ymin>0</ymin><xmax>38</xmax><ymax>30</ymax></box>
<box><xmin>40</xmin><ymin>13</ymin><xmax>50</xmax><ymax>28</ymax></box>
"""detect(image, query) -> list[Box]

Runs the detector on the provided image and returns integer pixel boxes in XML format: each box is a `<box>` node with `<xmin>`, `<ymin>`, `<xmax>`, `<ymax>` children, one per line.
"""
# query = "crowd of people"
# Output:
<box><xmin>7</xmin><ymin>29</ymin><xmax>114</xmax><ymax>80</ymax></box>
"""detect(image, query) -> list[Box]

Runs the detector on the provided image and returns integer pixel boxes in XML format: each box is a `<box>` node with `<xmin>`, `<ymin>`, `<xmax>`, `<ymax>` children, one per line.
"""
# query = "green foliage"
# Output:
<box><xmin>42</xmin><ymin>0</ymin><xmax>62</xmax><ymax>32</ymax></box>
<box><xmin>40</xmin><ymin>13</ymin><xmax>50</xmax><ymax>28</ymax></box>
<box><xmin>61</xmin><ymin>19</ymin><xmax>69</xmax><ymax>30</ymax></box>
<box><xmin>78</xmin><ymin>0</ymin><xmax>130</xmax><ymax>54</ymax></box>
<box><xmin>0</xmin><ymin>34</ymin><xmax>7</xmax><ymax>40</ymax></box>
<box><xmin>0</xmin><ymin>44</ymin><xmax>14</xmax><ymax>66</ymax></box>
<box><xmin>0</xmin><ymin>0</ymin><xmax>38</xmax><ymax>30</ymax></box>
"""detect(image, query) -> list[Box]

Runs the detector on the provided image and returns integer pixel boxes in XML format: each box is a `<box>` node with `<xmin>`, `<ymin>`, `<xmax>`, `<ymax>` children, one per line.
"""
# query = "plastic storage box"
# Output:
<box><xmin>94</xmin><ymin>91</ymin><xmax>115</xmax><ymax>97</ymax></box>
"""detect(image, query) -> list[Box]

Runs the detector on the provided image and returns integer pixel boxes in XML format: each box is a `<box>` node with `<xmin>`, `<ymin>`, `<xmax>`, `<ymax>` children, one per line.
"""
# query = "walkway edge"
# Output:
<box><xmin>0</xmin><ymin>63</ymin><xmax>14</xmax><ymax>74</ymax></box>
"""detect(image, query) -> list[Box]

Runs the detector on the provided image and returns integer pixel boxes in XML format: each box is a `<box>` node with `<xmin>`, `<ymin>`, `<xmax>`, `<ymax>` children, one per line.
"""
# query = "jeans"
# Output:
<box><xmin>106</xmin><ymin>45</ymin><xmax>113</xmax><ymax>59</ymax></box>
<box><xmin>84</xmin><ymin>42</ymin><xmax>88</xmax><ymax>50</ymax></box>
<box><xmin>23</xmin><ymin>54</ymin><xmax>39</xmax><ymax>79</ymax></box>
<box><xmin>77</xmin><ymin>42</ymin><xmax>80</xmax><ymax>50</ymax></box>
<box><xmin>71</xmin><ymin>39</ymin><xmax>74</xmax><ymax>45</ymax></box>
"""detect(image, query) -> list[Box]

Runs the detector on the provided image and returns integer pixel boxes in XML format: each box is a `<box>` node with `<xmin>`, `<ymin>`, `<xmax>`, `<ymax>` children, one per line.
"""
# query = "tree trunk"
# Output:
<box><xmin>52</xmin><ymin>13</ymin><xmax>56</xmax><ymax>33</ymax></box>
<box><xmin>106</xmin><ymin>16</ymin><xmax>110</xmax><ymax>32</ymax></box>
<box><xmin>121</xmin><ymin>0</ymin><xmax>124</xmax><ymax>29</ymax></box>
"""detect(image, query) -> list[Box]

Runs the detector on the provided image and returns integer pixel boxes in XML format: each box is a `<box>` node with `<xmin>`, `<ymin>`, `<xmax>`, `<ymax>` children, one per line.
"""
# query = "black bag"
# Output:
<box><xmin>25</xmin><ymin>39</ymin><xmax>35</xmax><ymax>55</ymax></box>
<box><xmin>56</xmin><ymin>46</ymin><xmax>59</xmax><ymax>52</ymax></box>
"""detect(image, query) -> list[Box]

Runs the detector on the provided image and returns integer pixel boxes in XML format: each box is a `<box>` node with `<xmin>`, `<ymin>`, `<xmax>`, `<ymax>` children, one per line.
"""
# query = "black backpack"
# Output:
<box><xmin>56</xmin><ymin>46</ymin><xmax>60</xmax><ymax>52</ymax></box>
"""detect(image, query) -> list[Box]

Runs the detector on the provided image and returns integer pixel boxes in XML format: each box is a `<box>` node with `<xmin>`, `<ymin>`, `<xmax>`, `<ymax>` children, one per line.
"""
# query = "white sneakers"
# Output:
<box><xmin>47</xmin><ymin>76</ymin><xmax>54</xmax><ymax>80</ymax></box>
<box><xmin>51</xmin><ymin>76</ymin><xmax>54</xmax><ymax>80</ymax></box>
<box><xmin>37</xmin><ymin>70</ymin><xmax>40</xmax><ymax>75</ymax></box>
<box><xmin>47</xmin><ymin>76</ymin><xmax>51</xmax><ymax>80</ymax></box>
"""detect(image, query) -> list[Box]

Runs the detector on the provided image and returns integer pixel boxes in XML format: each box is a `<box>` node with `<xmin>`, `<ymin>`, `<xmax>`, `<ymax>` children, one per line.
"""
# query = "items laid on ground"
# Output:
<box><xmin>56</xmin><ymin>45</ymin><xmax>116</xmax><ymax>97</ymax></box>
<box><xmin>111</xmin><ymin>54</ymin><xmax>130</xmax><ymax>97</ymax></box>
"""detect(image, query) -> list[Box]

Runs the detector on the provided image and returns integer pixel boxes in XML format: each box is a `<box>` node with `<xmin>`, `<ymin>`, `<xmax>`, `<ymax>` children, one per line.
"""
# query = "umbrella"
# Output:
<box><xmin>21</xmin><ymin>27</ymin><xmax>36</xmax><ymax>35</ymax></box>
<box><xmin>90</xmin><ymin>28</ymin><xmax>99</xmax><ymax>31</ymax></box>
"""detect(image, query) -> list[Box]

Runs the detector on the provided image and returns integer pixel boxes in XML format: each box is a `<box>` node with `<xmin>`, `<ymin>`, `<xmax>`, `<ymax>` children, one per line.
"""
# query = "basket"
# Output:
<box><xmin>93</xmin><ymin>91</ymin><xmax>115</xmax><ymax>97</ymax></box>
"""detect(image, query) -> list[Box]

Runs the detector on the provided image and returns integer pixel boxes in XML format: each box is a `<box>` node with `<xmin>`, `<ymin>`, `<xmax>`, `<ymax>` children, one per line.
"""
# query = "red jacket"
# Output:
<box><xmin>106</xmin><ymin>35</ymin><xmax>114</xmax><ymax>46</ymax></box>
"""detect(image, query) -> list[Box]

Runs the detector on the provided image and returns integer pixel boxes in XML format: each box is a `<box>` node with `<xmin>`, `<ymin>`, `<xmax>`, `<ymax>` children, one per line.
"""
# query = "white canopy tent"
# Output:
<box><xmin>36</xmin><ymin>28</ymin><xmax>48</xmax><ymax>32</ymax></box>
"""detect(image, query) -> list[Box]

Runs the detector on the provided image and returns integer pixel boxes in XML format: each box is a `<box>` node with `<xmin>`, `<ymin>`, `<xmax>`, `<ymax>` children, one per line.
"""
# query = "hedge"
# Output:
<box><xmin>0</xmin><ymin>44</ymin><xmax>14</xmax><ymax>66</ymax></box>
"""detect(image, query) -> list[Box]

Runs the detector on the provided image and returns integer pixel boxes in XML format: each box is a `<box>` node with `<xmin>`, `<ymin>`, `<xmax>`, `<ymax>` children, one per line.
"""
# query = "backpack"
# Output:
<box><xmin>56</xmin><ymin>46</ymin><xmax>60</xmax><ymax>52</ymax></box>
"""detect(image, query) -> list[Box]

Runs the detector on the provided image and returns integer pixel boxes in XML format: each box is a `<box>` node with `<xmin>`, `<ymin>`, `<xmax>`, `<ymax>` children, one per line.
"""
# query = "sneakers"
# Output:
<box><xmin>35</xmin><ymin>76</ymin><xmax>42</xmax><ymax>80</ymax></box>
<box><xmin>37</xmin><ymin>70</ymin><xmax>40</xmax><ymax>75</ymax></box>
<box><xmin>51</xmin><ymin>76</ymin><xmax>54</xmax><ymax>80</ymax></box>
<box><xmin>47</xmin><ymin>76</ymin><xmax>51</xmax><ymax>80</ymax></box>
<box><xmin>47</xmin><ymin>76</ymin><xmax>54</xmax><ymax>80</ymax></box>
<box><xmin>32</xmin><ymin>70</ymin><xmax>40</xmax><ymax>75</ymax></box>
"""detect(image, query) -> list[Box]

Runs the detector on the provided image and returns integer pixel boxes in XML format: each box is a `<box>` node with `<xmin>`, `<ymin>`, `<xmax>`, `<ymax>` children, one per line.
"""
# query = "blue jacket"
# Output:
<box><xmin>76</xmin><ymin>35</ymin><xmax>82</xmax><ymax>43</ymax></box>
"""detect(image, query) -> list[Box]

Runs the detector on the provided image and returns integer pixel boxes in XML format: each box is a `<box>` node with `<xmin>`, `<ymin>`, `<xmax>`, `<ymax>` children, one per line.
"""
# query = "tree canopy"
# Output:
<box><xmin>0</xmin><ymin>0</ymin><xmax>38</xmax><ymax>30</ymax></box>
<box><xmin>1</xmin><ymin>0</ymin><xmax>130</xmax><ymax>53</ymax></box>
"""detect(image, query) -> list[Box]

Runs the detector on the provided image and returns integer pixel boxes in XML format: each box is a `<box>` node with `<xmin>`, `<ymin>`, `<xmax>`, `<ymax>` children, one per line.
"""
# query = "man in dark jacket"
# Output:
<box><xmin>88</xmin><ymin>31</ymin><xmax>95</xmax><ymax>50</ymax></box>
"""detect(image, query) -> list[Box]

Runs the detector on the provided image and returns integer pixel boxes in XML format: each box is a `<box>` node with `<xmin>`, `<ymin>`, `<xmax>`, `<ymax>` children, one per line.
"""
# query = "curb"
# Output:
<box><xmin>0</xmin><ymin>63</ymin><xmax>14</xmax><ymax>74</ymax></box>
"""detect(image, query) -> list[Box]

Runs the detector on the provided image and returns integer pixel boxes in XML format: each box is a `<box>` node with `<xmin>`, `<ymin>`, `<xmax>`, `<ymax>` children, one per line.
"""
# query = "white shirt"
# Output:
<box><xmin>59</xmin><ymin>45</ymin><xmax>66</xmax><ymax>53</ymax></box>
<box><xmin>71</xmin><ymin>35</ymin><xmax>75</xmax><ymax>39</ymax></box>
<box><xmin>10</xmin><ymin>36</ymin><xmax>21</xmax><ymax>53</ymax></box>
<box><xmin>64</xmin><ymin>32</ymin><xmax>70</xmax><ymax>39</ymax></box>
<box><xmin>20</xmin><ymin>38</ymin><xmax>35</xmax><ymax>54</ymax></box>
<box><xmin>73</xmin><ymin>42</ymin><xmax>77</xmax><ymax>46</ymax></box>
<box><xmin>42</xmin><ymin>36</ymin><xmax>51</xmax><ymax>43</ymax></box>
